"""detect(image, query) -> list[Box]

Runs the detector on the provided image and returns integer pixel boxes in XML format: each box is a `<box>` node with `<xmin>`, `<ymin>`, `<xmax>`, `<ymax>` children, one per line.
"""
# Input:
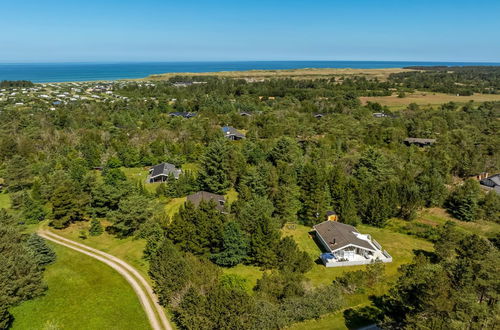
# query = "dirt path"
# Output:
<box><xmin>38</xmin><ymin>230</ymin><xmax>172</xmax><ymax>330</ymax></box>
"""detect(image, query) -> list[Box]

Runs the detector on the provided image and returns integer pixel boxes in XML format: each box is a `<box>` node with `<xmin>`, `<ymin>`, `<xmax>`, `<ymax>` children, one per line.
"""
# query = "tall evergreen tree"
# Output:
<box><xmin>445</xmin><ymin>179</ymin><xmax>481</xmax><ymax>222</ymax></box>
<box><xmin>22</xmin><ymin>193</ymin><xmax>46</xmax><ymax>223</ymax></box>
<box><xmin>50</xmin><ymin>181</ymin><xmax>88</xmax><ymax>229</ymax></box>
<box><xmin>298</xmin><ymin>163</ymin><xmax>331</xmax><ymax>226</ymax></box>
<box><xmin>26</xmin><ymin>233</ymin><xmax>56</xmax><ymax>266</ymax></box>
<box><xmin>198</xmin><ymin>139</ymin><xmax>231</xmax><ymax>194</ymax></box>
<box><xmin>168</xmin><ymin>200</ymin><xmax>226</xmax><ymax>256</ymax></box>
<box><xmin>271</xmin><ymin>161</ymin><xmax>301</xmax><ymax>224</ymax></box>
<box><xmin>149</xmin><ymin>239</ymin><xmax>189</xmax><ymax>306</ymax></box>
<box><xmin>89</xmin><ymin>219</ymin><xmax>103</xmax><ymax>236</ymax></box>
<box><xmin>109</xmin><ymin>194</ymin><xmax>152</xmax><ymax>237</ymax></box>
<box><xmin>0</xmin><ymin>218</ymin><xmax>45</xmax><ymax>328</ymax></box>
<box><xmin>212</xmin><ymin>221</ymin><xmax>248</xmax><ymax>267</ymax></box>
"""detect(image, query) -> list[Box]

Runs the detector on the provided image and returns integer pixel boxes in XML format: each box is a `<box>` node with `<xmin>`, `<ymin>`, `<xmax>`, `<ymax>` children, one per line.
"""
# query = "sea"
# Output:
<box><xmin>0</xmin><ymin>61</ymin><xmax>499</xmax><ymax>83</ymax></box>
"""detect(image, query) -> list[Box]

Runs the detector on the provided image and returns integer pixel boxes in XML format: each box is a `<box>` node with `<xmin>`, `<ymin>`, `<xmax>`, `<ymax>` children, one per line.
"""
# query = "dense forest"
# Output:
<box><xmin>0</xmin><ymin>70</ymin><xmax>499</xmax><ymax>329</ymax></box>
<box><xmin>391</xmin><ymin>66</ymin><xmax>500</xmax><ymax>95</ymax></box>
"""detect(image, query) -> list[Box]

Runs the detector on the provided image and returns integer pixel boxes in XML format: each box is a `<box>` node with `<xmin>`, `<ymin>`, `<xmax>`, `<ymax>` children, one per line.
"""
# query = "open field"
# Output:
<box><xmin>146</xmin><ymin>68</ymin><xmax>410</xmax><ymax>81</ymax></box>
<box><xmin>50</xmin><ymin>221</ymin><xmax>149</xmax><ymax>277</ymax></box>
<box><xmin>360</xmin><ymin>91</ymin><xmax>500</xmax><ymax>109</ymax></box>
<box><xmin>416</xmin><ymin>207</ymin><xmax>500</xmax><ymax>237</ymax></box>
<box><xmin>10</xmin><ymin>243</ymin><xmax>150</xmax><ymax>330</ymax></box>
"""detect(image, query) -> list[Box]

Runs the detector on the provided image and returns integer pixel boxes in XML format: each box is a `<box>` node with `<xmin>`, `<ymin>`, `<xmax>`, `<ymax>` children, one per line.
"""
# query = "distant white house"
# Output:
<box><xmin>313</xmin><ymin>221</ymin><xmax>392</xmax><ymax>267</ymax></box>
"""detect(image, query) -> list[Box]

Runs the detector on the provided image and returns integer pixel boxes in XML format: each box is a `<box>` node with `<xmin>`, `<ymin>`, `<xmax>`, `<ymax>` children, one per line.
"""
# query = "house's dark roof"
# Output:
<box><xmin>186</xmin><ymin>191</ymin><xmax>226</xmax><ymax>211</ymax></box>
<box><xmin>150</xmin><ymin>163</ymin><xmax>182</xmax><ymax>179</ymax></box>
<box><xmin>314</xmin><ymin>113</ymin><xmax>325</xmax><ymax>118</ymax></box>
<box><xmin>480</xmin><ymin>174</ymin><xmax>500</xmax><ymax>194</ymax></box>
<box><xmin>169</xmin><ymin>112</ymin><xmax>197</xmax><ymax>118</ymax></box>
<box><xmin>404</xmin><ymin>138</ymin><xmax>436</xmax><ymax>145</ymax></box>
<box><xmin>221</xmin><ymin>126</ymin><xmax>246</xmax><ymax>139</ymax></box>
<box><xmin>313</xmin><ymin>221</ymin><xmax>377</xmax><ymax>252</ymax></box>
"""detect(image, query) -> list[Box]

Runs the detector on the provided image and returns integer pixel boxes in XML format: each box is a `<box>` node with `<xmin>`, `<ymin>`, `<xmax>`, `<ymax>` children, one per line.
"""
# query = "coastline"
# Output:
<box><xmin>2</xmin><ymin>60</ymin><xmax>500</xmax><ymax>84</ymax></box>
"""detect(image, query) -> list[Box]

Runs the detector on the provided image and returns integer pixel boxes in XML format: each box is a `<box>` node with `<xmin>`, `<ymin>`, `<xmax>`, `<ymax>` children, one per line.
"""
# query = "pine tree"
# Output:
<box><xmin>22</xmin><ymin>193</ymin><xmax>46</xmax><ymax>224</ymax></box>
<box><xmin>1</xmin><ymin>220</ymin><xmax>45</xmax><ymax>327</ymax></box>
<box><xmin>397</xmin><ymin>174</ymin><xmax>423</xmax><ymax>221</ymax></box>
<box><xmin>249</xmin><ymin>208</ymin><xmax>280</xmax><ymax>268</ymax></box>
<box><xmin>298</xmin><ymin>163</ymin><xmax>331</xmax><ymax>226</ymax></box>
<box><xmin>329</xmin><ymin>168</ymin><xmax>360</xmax><ymax>225</ymax></box>
<box><xmin>149</xmin><ymin>239</ymin><xmax>189</xmax><ymax>306</ymax></box>
<box><xmin>212</xmin><ymin>221</ymin><xmax>248</xmax><ymax>267</ymax></box>
<box><xmin>268</xmin><ymin>137</ymin><xmax>301</xmax><ymax>165</ymax></box>
<box><xmin>445</xmin><ymin>179</ymin><xmax>481</xmax><ymax>222</ymax></box>
<box><xmin>89</xmin><ymin>219</ymin><xmax>103</xmax><ymax>236</ymax></box>
<box><xmin>26</xmin><ymin>234</ymin><xmax>56</xmax><ymax>266</ymax></box>
<box><xmin>109</xmin><ymin>194</ymin><xmax>152</xmax><ymax>237</ymax></box>
<box><xmin>359</xmin><ymin>183</ymin><xmax>397</xmax><ymax>227</ymax></box>
<box><xmin>50</xmin><ymin>182</ymin><xmax>88</xmax><ymax>229</ymax></box>
<box><xmin>198</xmin><ymin>139</ymin><xmax>230</xmax><ymax>194</ymax></box>
<box><xmin>271</xmin><ymin>161</ymin><xmax>301</xmax><ymax>224</ymax></box>
<box><xmin>275</xmin><ymin>236</ymin><xmax>313</xmax><ymax>274</ymax></box>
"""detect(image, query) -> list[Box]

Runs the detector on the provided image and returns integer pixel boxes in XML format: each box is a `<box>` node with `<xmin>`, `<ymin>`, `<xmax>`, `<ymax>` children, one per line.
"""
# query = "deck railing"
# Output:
<box><xmin>372</xmin><ymin>239</ymin><xmax>382</xmax><ymax>250</ymax></box>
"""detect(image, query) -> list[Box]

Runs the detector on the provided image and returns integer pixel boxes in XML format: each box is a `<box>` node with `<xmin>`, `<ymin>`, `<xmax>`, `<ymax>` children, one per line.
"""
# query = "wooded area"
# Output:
<box><xmin>1</xmin><ymin>67</ymin><xmax>499</xmax><ymax>329</ymax></box>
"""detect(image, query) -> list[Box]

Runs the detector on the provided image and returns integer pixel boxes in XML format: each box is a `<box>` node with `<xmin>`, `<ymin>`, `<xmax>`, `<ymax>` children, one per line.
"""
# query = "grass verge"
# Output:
<box><xmin>10</xmin><ymin>242</ymin><xmax>150</xmax><ymax>330</ymax></box>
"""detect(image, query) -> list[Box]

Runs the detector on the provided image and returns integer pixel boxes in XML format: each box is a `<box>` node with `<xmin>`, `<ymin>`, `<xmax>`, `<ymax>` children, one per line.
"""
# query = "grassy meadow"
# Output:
<box><xmin>10</xmin><ymin>243</ymin><xmax>150</xmax><ymax>330</ymax></box>
<box><xmin>48</xmin><ymin>221</ymin><xmax>149</xmax><ymax>277</ymax></box>
<box><xmin>146</xmin><ymin>67</ymin><xmax>409</xmax><ymax>81</ymax></box>
<box><xmin>360</xmin><ymin>91</ymin><xmax>500</xmax><ymax>110</ymax></box>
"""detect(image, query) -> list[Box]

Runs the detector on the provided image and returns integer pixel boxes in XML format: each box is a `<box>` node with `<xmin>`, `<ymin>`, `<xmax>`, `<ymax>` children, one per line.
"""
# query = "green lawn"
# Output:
<box><xmin>164</xmin><ymin>197</ymin><xmax>187</xmax><ymax>218</ymax></box>
<box><xmin>417</xmin><ymin>208</ymin><xmax>500</xmax><ymax>238</ymax></box>
<box><xmin>121</xmin><ymin>167</ymin><xmax>159</xmax><ymax>193</ymax></box>
<box><xmin>0</xmin><ymin>192</ymin><xmax>11</xmax><ymax>209</ymax></box>
<box><xmin>50</xmin><ymin>221</ymin><xmax>149</xmax><ymax>277</ymax></box>
<box><xmin>221</xmin><ymin>264</ymin><xmax>263</xmax><ymax>294</ymax></box>
<box><xmin>10</xmin><ymin>243</ymin><xmax>150</xmax><ymax>330</ymax></box>
<box><xmin>288</xmin><ymin>309</ymin><xmax>349</xmax><ymax>330</ymax></box>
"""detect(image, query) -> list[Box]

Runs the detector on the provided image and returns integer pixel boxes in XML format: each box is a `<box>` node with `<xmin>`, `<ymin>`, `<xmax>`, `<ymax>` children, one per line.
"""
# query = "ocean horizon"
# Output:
<box><xmin>1</xmin><ymin>60</ymin><xmax>499</xmax><ymax>83</ymax></box>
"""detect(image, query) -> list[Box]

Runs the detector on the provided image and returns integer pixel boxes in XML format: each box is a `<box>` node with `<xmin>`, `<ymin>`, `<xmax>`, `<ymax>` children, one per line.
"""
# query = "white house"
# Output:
<box><xmin>313</xmin><ymin>221</ymin><xmax>392</xmax><ymax>267</ymax></box>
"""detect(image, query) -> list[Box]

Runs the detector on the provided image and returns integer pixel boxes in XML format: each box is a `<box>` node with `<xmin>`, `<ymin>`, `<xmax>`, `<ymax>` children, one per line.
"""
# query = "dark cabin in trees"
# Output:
<box><xmin>221</xmin><ymin>126</ymin><xmax>246</xmax><ymax>140</ymax></box>
<box><xmin>480</xmin><ymin>174</ymin><xmax>500</xmax><ymax>195</ymax></box>
<box><xmin>169</xmin><ymin>112</ymin><xmax>197</xmax><ymax>118</ymax></box>
<box><xmin>403</xmin><ymin>138</ymin><xmax>436</xmax><ymax>147</ymax></box>
<box><xmin>186</xmin><ymin>191</ymin><xmax>226</xmax><ymax>212</ymax></box>
<box><xmin>148</xmin><ymin>163</ymin><xmax>182</xmax><ymax>183</ymax></box>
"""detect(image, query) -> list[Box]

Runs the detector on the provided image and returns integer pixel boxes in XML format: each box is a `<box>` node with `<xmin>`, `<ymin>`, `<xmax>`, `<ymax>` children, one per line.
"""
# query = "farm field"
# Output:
<box><xmin>360</xmin><ymin>91</ymin><xmax>500</xmax><ymax>109</ymax></box>
<box><xmin>9</xmin><ymin>243</ymin><xmax>150</xmax><ymax>330</ymax></box>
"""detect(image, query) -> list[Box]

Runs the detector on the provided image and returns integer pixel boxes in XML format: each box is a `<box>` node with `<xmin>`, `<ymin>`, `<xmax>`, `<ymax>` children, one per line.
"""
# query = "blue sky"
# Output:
<box><xmin>1</xmin><ymin>0</ymin><xmax>499</xmax><ymax>62</ymax></box>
